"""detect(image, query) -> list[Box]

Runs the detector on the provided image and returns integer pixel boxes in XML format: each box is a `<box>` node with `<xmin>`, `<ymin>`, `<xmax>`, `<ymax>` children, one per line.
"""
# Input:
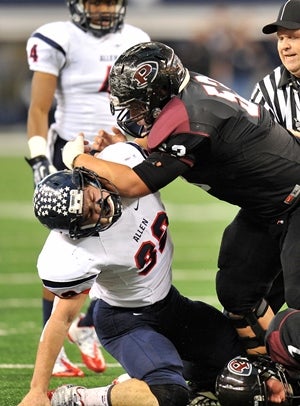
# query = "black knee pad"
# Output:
<box><xmin>150</xmin><ymin>384</ymin><xmax>188</xmax><ymax>406</ymax></box>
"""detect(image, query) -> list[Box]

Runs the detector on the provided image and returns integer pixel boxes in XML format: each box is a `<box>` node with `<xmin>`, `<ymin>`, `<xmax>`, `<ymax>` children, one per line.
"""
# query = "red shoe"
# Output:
<box><xmin>52</xmin><ymin>347</ymin><xmax>84</xmax><ymax>378</ymax></box>
<box><xmin>68</xmin><ymin>315</ymin><xmax>106</xmax><ymax>373</ymax></box>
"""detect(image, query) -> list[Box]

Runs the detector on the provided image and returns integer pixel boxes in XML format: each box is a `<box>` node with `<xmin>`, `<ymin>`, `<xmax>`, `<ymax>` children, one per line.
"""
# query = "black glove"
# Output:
<box><xmin>25</xmin><ymin>155</ymin><xmax>54</xmax><ymax>186</ymax></box>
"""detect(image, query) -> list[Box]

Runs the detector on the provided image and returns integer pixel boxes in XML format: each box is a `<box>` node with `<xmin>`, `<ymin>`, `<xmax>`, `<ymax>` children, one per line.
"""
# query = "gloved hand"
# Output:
<box><xmin>62</xmin><ymin>134</ymin><xmax>85</xmax><ymax>169</ymax></box>
<box><xmin>26</xmin><ymin>135</ymin><xmax>57</xmax><ymax>186</ymax></box>
<box><xmin>25</xmin><ymin>155</ymin><xmax>57</xmax><ymax>186</ymax></box>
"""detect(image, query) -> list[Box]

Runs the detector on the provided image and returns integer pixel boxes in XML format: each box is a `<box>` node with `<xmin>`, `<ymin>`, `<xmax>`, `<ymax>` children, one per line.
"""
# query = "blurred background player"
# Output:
<box><xmin>25</xmin><ymin>0</ymin><xmax>150</xmax><ymax>377</ymax></box>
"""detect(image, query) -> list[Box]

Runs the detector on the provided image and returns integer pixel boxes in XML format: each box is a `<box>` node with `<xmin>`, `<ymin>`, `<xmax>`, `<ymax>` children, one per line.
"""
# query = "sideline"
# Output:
<box><xmin>0</xmin><ymin>131</ymin><xmax>27</xmax><ymax>156</ymax></box>
<box><xmin>0</xmin><ymin>131</ymin><xmax>141</xmax><ymax>157</ymax></box>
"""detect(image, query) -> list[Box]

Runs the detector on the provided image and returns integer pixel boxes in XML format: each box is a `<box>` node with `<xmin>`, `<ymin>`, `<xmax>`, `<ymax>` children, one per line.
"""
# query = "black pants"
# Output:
<box><xmin>93</xmin><ymin>286</ymin><xmax>245</xmax><ymax>391</ymax></box>
<box><xmin>216</xmin><ymin>206</ymin><xmax>300</xmax><ymax>313</ymax></box>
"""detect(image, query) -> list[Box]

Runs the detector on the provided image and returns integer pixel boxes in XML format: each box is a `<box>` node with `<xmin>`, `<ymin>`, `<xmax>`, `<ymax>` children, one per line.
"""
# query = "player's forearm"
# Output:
<box><xmin>29</xmin><ymin>295</ymin><xmax>84</xmax><ymax>391</ymax></box>
<box><xmin>27</xmin><ymin>107</ymin><xmax>49</xmax><ymax>140</ymax></box>
<box><xmin>27</xmin><ymin>71</ymin><xmax>56</xmax><ymax>141</ymax></box>
<box><xmin>18</xmin><ymin>319</ymin><xmax>68</xmax><ymax>405</ymax></box>
<box><xmin>74</xmin><ymin>153</ymin><xmax>151</xmax><ymax>197</ymax></box>
<box><xmin>30</xmin><ymin>318</ymin><xmax>69</xmax><ymax>391</ymax></box>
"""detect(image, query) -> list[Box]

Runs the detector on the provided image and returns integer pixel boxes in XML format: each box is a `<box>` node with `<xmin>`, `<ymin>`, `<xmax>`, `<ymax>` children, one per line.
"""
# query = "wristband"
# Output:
<box><xmin>28</xmin><ymin>135</ymin><xmax>47</xmax><ymax>158</ymax></box>
<box><xmin>62</xmin><ymin>135</ymin><xmax>85</xmax><ymax>169</ymax></box>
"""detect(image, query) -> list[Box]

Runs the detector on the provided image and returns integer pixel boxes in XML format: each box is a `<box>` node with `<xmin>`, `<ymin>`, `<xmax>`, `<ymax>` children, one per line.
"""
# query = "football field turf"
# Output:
<box><xmin>0</xmin><ymin>153</ymin><xmax>238</xmax><ymax>405</ymax></box>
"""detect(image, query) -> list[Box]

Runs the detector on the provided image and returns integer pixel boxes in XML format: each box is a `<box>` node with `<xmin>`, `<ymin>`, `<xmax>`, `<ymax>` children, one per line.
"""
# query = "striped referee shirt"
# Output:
<box><xmin>250</xmin><ymin>64</ymin><xmax>300</xmax><ymax>131</ymax></box>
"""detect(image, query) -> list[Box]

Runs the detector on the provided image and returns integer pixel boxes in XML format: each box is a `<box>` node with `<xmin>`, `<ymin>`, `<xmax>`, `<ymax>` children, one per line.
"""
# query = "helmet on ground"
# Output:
<box><xmin>67</xmin><ymin>0</ymin><xmax>126</xmax><ymax>38</ymax></box>
<box><xmin>109</xmin><ymin>41</ymin><xmax>188</xmax><ymax>137</ymax></box>
<box><xmin>33</xmin><ymin>168</ymin><xmax>122</xmax><ymax>239</ymax></box>
<box><xmin>215</xmin><ymin>356</ymin><xmax>293</xmax><ymax>405</ymax></box>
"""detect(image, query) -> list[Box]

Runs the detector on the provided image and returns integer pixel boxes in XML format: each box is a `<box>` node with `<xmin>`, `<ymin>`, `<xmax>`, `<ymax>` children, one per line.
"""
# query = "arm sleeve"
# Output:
<box><xmin>133</xmin><ymin>151</ymin><xmax>190</xmax><ymax>192</ymax></box>
<box><xmin>41</xmin><ymin>274</ymin><xmax>97</xmax><ymax>298</ymax></box>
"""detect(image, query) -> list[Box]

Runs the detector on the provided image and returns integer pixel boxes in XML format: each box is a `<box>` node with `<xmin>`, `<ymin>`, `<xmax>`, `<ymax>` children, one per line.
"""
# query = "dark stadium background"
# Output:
<box><xmin>0</xmin><ymin>0</ymin><xmax>282</xmax><ymax>126</ymax></box>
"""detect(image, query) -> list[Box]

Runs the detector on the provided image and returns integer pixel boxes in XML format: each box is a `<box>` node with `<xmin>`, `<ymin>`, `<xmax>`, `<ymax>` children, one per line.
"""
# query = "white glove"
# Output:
<box><xmin>62</xmin><ymin>134</ymin><xmax>84</xmax><ymax>169</ymax></box>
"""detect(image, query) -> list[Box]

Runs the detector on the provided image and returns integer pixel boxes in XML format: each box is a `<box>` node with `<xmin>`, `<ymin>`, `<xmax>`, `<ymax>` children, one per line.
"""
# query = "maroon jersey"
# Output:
<box><xmin>133</xmin><ymin>73</ymin><xmax>300</xmax><ymax>220</ymax></box>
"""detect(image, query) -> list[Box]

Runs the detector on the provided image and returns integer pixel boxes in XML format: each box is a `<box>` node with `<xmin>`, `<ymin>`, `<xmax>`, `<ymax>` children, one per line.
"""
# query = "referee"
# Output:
<box><xmin>251</xmin><ymin>0</ymin><xmax>300</xmax><ymax>136</ymax></box>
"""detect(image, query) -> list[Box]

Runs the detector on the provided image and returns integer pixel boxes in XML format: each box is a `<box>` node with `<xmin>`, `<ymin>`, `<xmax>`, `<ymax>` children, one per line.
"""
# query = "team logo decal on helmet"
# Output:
<box><xmin>216</xmin><ymin>355</ymin><xmax>294</xmax><ymax>406</ymax></box>
<box><xmin>133</xmin><ymin>62</ymin><xmax>159</xmax><ymax>88</ymax></box>
<box><xmin>109</xmin><ymin>41</ymin><xmax>188</xmax><ymax>138</ymax></box>
<box><xmin>227</xmin><ymin>358</ymin><xmax>252</xmax><ymax>376</ymax></box>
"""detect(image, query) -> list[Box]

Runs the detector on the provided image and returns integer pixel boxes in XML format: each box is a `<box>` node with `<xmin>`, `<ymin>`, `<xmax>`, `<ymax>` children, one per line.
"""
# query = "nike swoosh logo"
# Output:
<box><xmin>133</xmin><ymin>313</ymin><xmax>143</xmax><ymax>316</ymax></box>
<box><xmin>133</xmin><ymin>199</ymin><xmax>139</xmax><ymax>211</ymax></box>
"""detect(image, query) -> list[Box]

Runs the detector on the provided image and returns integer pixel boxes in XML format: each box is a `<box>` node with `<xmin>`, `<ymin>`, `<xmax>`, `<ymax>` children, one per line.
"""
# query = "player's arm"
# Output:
<box><xmin>77</xmin><ymin>152</ymin><xmax>151</xmax><ymax>196</ymax></box>
<box><xmin>26</xmin><ymin>71</ymin><xmax>57</xmax><ymax>185</ymax></box>
<box><xmin>63</xmin><ymin>134</ymin><xmax>191</xmax><ymax>197</ymax></box>
<box><xmin>27</xmin><ymin>71</ymin><xmax>56</xmax><ymax>140</ymax></box>
<box><xmin>17</xmin><ymin>293</ymin><xmax>86</xmax><ymax>406</ymax></box>
<box><xmin>63</xmin><ymin>133</ymin><xmax>151</xmax><ymax>197</ymax></box>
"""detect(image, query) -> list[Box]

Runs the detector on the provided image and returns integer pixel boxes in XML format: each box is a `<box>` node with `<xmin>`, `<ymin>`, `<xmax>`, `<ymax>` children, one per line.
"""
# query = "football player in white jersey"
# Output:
<box><xmin>18</xmin><ymin>141</ymin><xmax>245</xmax><ymax>406</ymax></box>
<box><xmin>24</xmin><ymin>0</ymin><xmax>150</xmax><ymax>376</ymax></box>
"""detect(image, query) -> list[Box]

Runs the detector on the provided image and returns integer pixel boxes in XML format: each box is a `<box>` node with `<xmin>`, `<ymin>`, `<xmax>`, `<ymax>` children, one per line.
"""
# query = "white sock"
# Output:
<box><xmin>78</xmin><ymin>385</ymin><xmax>113</xmax><ymax>406</ymax></box>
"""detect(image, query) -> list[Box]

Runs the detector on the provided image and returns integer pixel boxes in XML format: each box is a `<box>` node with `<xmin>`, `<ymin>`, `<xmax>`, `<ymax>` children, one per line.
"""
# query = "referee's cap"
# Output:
<box><xmin>265</xmin><ymin>308</ymin><xmax>300</xmax><ymax>372</ymax></box>
<box><xmin>263</xmin><ymin>0</ymin><xmax>300</xmax><ymax>34</ymax></box>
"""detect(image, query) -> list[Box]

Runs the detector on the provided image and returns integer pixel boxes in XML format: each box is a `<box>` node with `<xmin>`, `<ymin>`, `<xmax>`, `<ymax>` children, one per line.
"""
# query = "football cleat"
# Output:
<box><xmin>188</xmin><ymin>391</ymin><xmax>220</xmax><ymax>406</ymax></box>
<box><xmin>49</xmin><ymin>384</ymin><xmax>86</xmax><ymax>405</ymax></box>
<box><xmin>68</xmin><ymin>314</ymin><xmax>106</xmax><ymax>373</ymax></box>
<box><xmin>52</xmin><ymin>347</ymin><xmax>84</xmax><ymax>378</ymax></box>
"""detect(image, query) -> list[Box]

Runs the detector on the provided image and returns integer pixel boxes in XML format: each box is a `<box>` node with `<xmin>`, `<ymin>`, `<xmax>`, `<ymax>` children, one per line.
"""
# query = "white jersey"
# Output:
<box><xmin>37</xmin><ymin>142</ymin><xmax>173</xmax><ymax>307</ymax></box>
<box><xmin>26</xmin><ymin>21</ymin><xmax>150</xmax><ymax>142</ymax></box>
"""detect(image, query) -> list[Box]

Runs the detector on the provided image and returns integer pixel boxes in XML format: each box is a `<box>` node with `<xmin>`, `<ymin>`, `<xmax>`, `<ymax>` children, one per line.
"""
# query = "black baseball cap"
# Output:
<box><xmin>265</xmin><ymin>308</ymin><xmax>300</xmax><ymax>372</ymax></box>
<box><xmin>263</xmin><ymin>0</ymin><xmax>300</xmax><ymax>34</ymax></box>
